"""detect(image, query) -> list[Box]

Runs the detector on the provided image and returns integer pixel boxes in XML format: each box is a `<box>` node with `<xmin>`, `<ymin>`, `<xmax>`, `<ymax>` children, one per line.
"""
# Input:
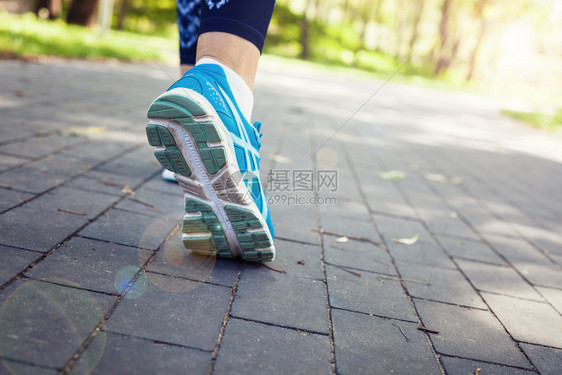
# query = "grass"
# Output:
<box><xmin>502</xmin><ymin>109</ymin><xmax>562</xmax><ymax>133</ymax></box>
<box><xmin>0</xmin><ymin>12</ymin><xmax>177</xmax><ymax>63</ymax></box>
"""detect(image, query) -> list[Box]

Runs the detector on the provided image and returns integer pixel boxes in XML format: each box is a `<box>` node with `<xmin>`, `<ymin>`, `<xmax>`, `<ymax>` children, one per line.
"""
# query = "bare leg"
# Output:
<box><xmin>180</xmin><ymin>64</ymin><xmax>193</xmax><ymax>76</ymax></box>
<box><xmin>196</xmin><ymin>32</ymin><xmax>260</xmax><ymax>90</ymax></box>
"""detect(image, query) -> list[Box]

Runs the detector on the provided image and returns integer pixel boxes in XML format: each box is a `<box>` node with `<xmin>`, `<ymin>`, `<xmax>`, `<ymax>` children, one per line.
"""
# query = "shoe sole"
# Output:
<box><xmin>146</xmin><ymin>88</ymin><xmax>275</xmax><ymax>262</ymax></box>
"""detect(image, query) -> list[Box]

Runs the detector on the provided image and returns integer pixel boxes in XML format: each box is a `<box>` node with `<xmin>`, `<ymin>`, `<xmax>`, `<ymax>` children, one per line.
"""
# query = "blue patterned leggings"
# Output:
<box><xmin>176</xmin><ymin>0</ymin><xmax>276</xmax><ymax>65</ymax></box>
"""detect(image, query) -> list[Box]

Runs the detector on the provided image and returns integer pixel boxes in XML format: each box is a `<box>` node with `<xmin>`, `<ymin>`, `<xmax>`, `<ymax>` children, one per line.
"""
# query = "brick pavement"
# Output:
<box><xmin>0</xmin><ymin>57</ymin><xmax>561</xmax><ymax>374</ymax></box>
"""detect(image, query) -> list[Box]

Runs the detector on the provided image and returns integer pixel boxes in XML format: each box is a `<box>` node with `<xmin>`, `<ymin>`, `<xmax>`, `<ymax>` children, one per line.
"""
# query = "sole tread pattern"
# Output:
<box><xmin>183</xmin><ymin>198</ymin><xmax>232</xmax><ymax>258</ymax></box>
<box><xmin>147</xmin><ymin>125</ymin><xmax>191</xmax><ymax>176</ymax></box>
<box><xmin>225</xmin><ymin>205</ymin><xmax>274</xmax><ymax>262</ymax></box>
<box><xmin>148</xmin><ymin>95</ymin><xmax>227</xmax><ymax>175</ymax></box>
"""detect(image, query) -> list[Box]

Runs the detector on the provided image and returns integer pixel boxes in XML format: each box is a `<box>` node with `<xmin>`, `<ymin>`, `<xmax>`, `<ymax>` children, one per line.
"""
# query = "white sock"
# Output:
<box><xmin>196</xmin><ymin>57</ymin><xmax>254</xmax><ymax>121</ymax></box>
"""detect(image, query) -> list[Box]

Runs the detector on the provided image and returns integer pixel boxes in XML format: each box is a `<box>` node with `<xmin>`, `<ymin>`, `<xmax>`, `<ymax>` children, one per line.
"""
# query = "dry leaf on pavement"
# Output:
<box><xmin>392</xmin><ymin>233</ymin><xmax>419</xmax><ymax>245</ymax></box>
<box><xmin>379</xmin><ymin>170</ymin><xmax>406</xmax><ymax>180</ymax></box>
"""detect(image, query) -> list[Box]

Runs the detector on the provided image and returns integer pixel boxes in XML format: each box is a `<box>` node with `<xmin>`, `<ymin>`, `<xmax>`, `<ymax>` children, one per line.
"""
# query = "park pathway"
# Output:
<box><xmin>0</xmin><ymin>57</ymin><xmax>561</xmax><ymax>374</ymax></box>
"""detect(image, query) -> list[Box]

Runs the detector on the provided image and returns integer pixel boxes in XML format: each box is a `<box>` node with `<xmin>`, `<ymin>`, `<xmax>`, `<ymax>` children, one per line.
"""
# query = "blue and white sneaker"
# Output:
<box><xmin>145</xmin><ymin>63</ymin><xmax>275</xmax><ymax>262</ymax></box>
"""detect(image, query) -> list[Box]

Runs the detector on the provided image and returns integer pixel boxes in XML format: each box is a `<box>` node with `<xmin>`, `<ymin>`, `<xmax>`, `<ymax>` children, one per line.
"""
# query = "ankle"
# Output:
<box><xmin>196</xmin><ymin>32</ymin><xmax>260</xmax><ymax>90</ymax></box>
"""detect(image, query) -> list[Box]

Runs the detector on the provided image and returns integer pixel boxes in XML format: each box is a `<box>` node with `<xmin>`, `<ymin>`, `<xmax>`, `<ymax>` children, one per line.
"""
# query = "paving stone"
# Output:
<box><xmin>141</xmin><ymin>175</ymin><xmax>184</xmax><ymax>196</ymax></box>
<box><xmin>97</xmin><ymin>147</ymin><xmax>158</xmax><ymax>179</ymax></box>
<box><xmin>395</xmin><ymin>261</ymin><xmax>486</xmax><ymax>308</ymax></box>
<box><xmin>0</xmin><ymin>184</ymin><xmax>123</xmax><ymax>252</ymax></box>
<box><xmin>26</xmin><ymin>237</ymin><xmax>152</xmax><ymax>295</ymax></box>
<box><xmin>536</xmin><ymin>286</ymin><xmax>562</xmax><ymax>315</ymax></box>
<box><xmin>326</xmin><ymin>264</ymin><xmax>416</xmax><ymax>322</ymax></box>
<box><xmin>0</xmin><ymin>165</ymin><xmax>68</xmax><ymax>194</ymax></box>
<box><xmin>415</xmin><ymin>299</ymin><xmax>530</xmax><ymax>368</ymax></box>
<box><xmin>32</xmin><ymin>185</ymin><xmax>121</xmax><ymax>220</ymax></box>
<box><xmin>318</xmin><ymin>198</ymin><xmax>371</xmax><ymax>231</ymax></box>
<box><xmin>358</xmin><ymin>175</ymin><xmax>418</xmax><ymax>218</ymax></box>
<box><xmin>0</xmin><ymin>246</ymin><xmax>41</xmax><ymax>285</ymax></box>
<box><xmin>266</xmin><ymin>238</ymin><xmax>323</xmax><ymax>280</ymax></box>
<box><xmin>485</xmin><ymin>234</ymin><xmax>562</xmax><ymax>289</ymax></box>
<box><xmin>328</xmin><ymin>161</ymin><xmax>363</xmax><ymax>201</ymax></box>
<box><xmin>79</xmin><ymin>208</ymin><xmax>179</xmax><ymax>250</ymax></box>
<box><xmin>270</xmin><ymin>201</ymin><xmax>319</xmax><ymax>244</ymax></box>
<box><xmin>0</xmin><ymin>135</ymin><xmax>84</xmax><ymax>159</ymax></box>
<box><xmin>520</xmin><ymin>343</ymin><xmax>562</xmax><ymax>375</ymax></box>
<box><xmin>0</xmin><ymin>360</ymin><xmax>58</xmax><ymax>375</ymax></box>
<box><xmin>0</xmin><ymin>204</ymin><xmax>89</xmax><ymax>252</ymax></box>
<box><xmin>0</xmin><ymin>154</ymin><xmax>28</xmax><ymax>172</ymax></box>
<box><xmin>323</xmin><ymin>233</ymin><xmax>396</xmax><ymax>275</ymax></box>
<box><xmin>145</xmin><ymin>229</ymin><xmax>240</xmax><ymax>287</ymax></box>
<box><xmin>66</xmin><ymin>170</ymin><xmax>143</xmax><ymax>197</ymax></box>
<box><xmin>482</xmin><ymin>292</ymin><xmax>562</xmax><ymax>348</ymax></box>
<box><xmin>440</xmin><ymin>356</ymin><xmax>535</xmax><ymax>375</ymax></box>
<box><xmin>0</xmin><ymin>188</ymin><xmax>34</xmax><ymax>213</ymax></box>
<box><xmin>231</xmin><ymin>266</ymin><xmax>329</xmax><ymax>333</ymax></box>
<box><xmin>214</xmin><ymin>318</ymin><xmax>331</xmax><ymax>375</ymax></box>
<box><xmin>70</xmin><ymin>331</ymin><xmax>211</xmax><ymax>375</ymax></box>
<box><xmin>115</xmin><ymin>187</ymin><xmax>184</xmax><ymax>218</ymax></box>
<box><xmin>456</xmin><ymin>259</ymin><xmax>542</xmax><ymax>301</ymax></box>
<box><xmin>395</xmin><ymin>176</ymin><xmax>476</xmax><ymax>238</ymax></box>
<box><xmin>332</xmin><ymin>309</ymin><xmax>441</xmax><ymax>374</ymax></box>
<box><xmin>436</xmin><ymin>235</ymin><xmax>506</xmax><ymax>265</ymax></box>
<box><xmin>105</xmin><ymin>277</ymin><xmax>230</xmax><ymax>351</ymax></box>
<box><xmin>0</xmin><ymin>279</ymin><xmax>115</xmax><ymax>369</ymax></box>
<box><xmin>321</xmin><ymin>217</ymin><xmax>381</xmax><ymax>243</ymax></box>
<box><xmin>25</xmin><ymin>153</ymin><xmax>92</xmax><ymax>178</ymax></box>
<box><xmin>426</xmin><ymin>178</ymin><xmax>519</xmax><ymax>237</ymax></box>
<box><xmin>525</xmin><ymin>230</ymin><xmax>562</xmax><ymax>259</ymax></box>
<box><xmin>374</xmin><ymin>215</ymin><xmax>457</xmax><ymax>269</ymax></box>
<box><xmin>60</xmin><ymin>140</ymin><xmax>136</xmax><ymax>163</ymax></box>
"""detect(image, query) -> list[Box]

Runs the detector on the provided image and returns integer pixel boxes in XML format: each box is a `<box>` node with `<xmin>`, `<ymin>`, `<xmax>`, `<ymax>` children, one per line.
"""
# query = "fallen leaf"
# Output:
<box><xmin>451</xmin><ymin>177</ymin><xmax>463</xmax><ymax>184</ymax></box>
<box><xmin>87</xmin><ymin>126</ymin><xmax>107</xmax><ymax>134</ymax></box>
<box><xmin>392</xmin><ymin>233</ymin><xmax>419</xmax><ymax>245</ymax></box>
<box><xmin>335</xmin><ymin>236</ymin><xmax>349</xmax><ymax>243</ymax></box>
<box><xmin>297</xmin><ymin>259</ymin><xmax>306</xmax><ymax>265</ymax></box>
<box><xmin>379</xmin><ymin>170</ymin><xmax>406</xmax><ymax>180</ymax></box>
<box><xmin>121</xmin><ymin>185</ymin><xmax>134</xmax><ymax>195</ymax></box>
<box><xmin>80</xmin><ymin>164</ymin><xmax>91</xmax><ymax>170</ymax></box>
<box><xmin>424</xmin><ymin>173</ymin><xmax>447</xmax><ymax>182</ymax></box>
<box><xmin>269</xmin><ymin>154</ymin><xmax>292</xmax><ymax>164</ymax></box>
<box><xmin>475</xmin><ymin>369</ymin><xmax>481</xmax><ymax>375</ymax></box>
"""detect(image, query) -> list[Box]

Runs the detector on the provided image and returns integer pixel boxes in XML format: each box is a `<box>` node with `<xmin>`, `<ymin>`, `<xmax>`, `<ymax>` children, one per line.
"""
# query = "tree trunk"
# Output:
<box><xmin>66</xmin><ymin>0</ymin><xmax>100</xmax><ymax>28</ymax></box>
<box><xmin>116</xmin><ymin>0</ymin><xmax>130</xmax><ymax>30</ymax></box>
<box><xmin>300</xmin><ymin>13</ymin><xmax>310</xmax><ymax>60</ymax></box>
<box><xmin>467</xmin><ymin>19</ymin><xmax>486</xmax><ymax>80</ymax></box>
<box><xmin>467</xmin><ymin>0</ymin><xmax>490</xmax><ymax>80</ymax></box>
<box><xmin>433</xmin><ymin>0</ymin><xmax>452</xmax><ymax>75</ymax></box>
<box><xmin>34</xmin><ymin>0</ymin><xmax>62</xmax><ymax>19</ymax></box>
<box><xmin>408</xmin><ymin>0</ymin><xmax>426</xmax><ymax>57</ymax></box>
<box><xmin>299</xmin><ymin>0</ymin><xmax>316</xmax><ymax>60</ymax></box>
<box><xmin>394</xmin><ymin>0</ymin><xmax>406</xmax><ymax>59</ymax></box>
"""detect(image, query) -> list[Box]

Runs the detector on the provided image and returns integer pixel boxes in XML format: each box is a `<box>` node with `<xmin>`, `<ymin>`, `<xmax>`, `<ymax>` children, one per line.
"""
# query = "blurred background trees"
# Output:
<box><xmin>2</xmin><ymin>0</ymin><xmax>561</xmax><ymax>90</ymax></box>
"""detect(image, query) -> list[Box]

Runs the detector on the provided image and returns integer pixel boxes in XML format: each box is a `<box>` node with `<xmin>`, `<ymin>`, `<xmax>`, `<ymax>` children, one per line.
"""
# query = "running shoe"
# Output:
<box><xmin>145</xmin><ymin>63</ymin><xmax>275</xmax><ymax>262</ymax></box>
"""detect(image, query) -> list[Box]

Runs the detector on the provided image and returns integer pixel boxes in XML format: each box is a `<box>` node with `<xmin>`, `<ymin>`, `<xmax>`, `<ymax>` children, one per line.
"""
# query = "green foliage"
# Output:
<box><xmin>266</xmin><ymin>3</ymin><xmax>433</xmax><ymax>79</ymax></box>
<box><xmin>0</xmin><ymin>12</ymin><xmax>176</xmax><ymax>62</ymax></box>
<box><xmin>502</xmin><ymin>109</ymin><xmax>562</xmax><ymax>133</ymax></box>
<box><xmin>112</xmin><ymin>0</ymin><xmax>177</xmax><ymax>36</ymax></box>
